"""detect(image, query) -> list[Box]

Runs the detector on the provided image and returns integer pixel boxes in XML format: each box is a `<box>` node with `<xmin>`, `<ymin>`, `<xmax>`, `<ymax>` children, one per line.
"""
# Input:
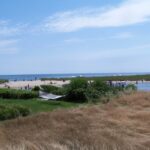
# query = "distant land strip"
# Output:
<box><xmin>41</xmin><ymin>74</ymin><xmax>150</xmax><ymax>81</ymax></box>
<box><xmin>0</xmin><ymin>80</ymin><xmax>8</xmax><ymax>84</ymax></box>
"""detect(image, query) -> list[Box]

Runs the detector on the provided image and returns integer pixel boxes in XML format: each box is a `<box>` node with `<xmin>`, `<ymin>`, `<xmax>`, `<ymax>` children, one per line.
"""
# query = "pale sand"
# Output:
<box><xmin>0</xmin><ymin>80</ymin><xmax>70</xmax><ymax>89</ymax></box>
<box><xmin>0</xmin><ymin>80</ymin><xmax>149</xmax><ymax>90</ymax></box>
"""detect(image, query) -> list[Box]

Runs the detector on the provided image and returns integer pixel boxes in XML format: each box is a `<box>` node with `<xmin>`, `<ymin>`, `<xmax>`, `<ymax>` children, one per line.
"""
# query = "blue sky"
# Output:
<box><xmin>0</xmin><ymin>0</ymin><xmax>150</xmax><ymax>75</ymax></box>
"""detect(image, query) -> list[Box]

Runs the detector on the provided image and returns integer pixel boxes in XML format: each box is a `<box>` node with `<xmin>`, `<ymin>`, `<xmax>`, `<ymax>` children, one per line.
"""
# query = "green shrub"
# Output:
<box><xmin>66</xmin><ymin>88</ymin><xmax>87</xmax><ymax>102</ymax></box>
<box><xmin>0</xmin><ymin>107</ymin><xmax>19</xmax><ymax>120</ymax></box>
<box><xmin>0</xmin><ymin>105</ymin><xmax>31</xmax><ymax>121</ymax></box>
<box><xmin>91</xmin><ymin>79</ymin><xmax>111</xmax><ymax>94</ymax></box>
<box><xmin>69</xmin><ymin>78</ymin><xmax>88</xmax><ymax>90</ymax></box>
<box><xmin>65</xmin><ymin>78</ymin><xmax>88</xmax><ymax>102</ymax></box>
<box><xmin>32</xmin><ymin>86</ymin><xmax>40</xmax><ymax>91</ymax></box>
<box><xmin>13</xmin><ymin>105</ymin><xmax>31</xmax><ymax>116</ymax></box>
<box><xmin>0</xmin><ymin>89</ymin><xmax>38</xmax><ymax>99</ymax></box>
<box><xmin>85</xmin><ymin>87</ymin><xmax>101</xmax><ymax>99</ymax></box>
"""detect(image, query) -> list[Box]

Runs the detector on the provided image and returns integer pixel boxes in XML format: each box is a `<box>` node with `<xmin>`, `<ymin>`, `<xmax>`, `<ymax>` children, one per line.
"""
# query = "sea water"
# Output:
<box><xmin>0</xmin><ymin>73</ymin><xmax>148</xmax><ymax>81</ymax></box>
<box><xmin>136</xmin><ymin>82</ymin><xmax>150</xmax><ymax>91</ymax></box>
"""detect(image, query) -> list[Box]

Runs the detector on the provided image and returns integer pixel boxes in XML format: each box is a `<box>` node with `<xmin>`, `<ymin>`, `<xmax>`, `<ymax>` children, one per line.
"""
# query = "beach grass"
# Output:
<box><xmin>0</xmin><ymin>92</ymin><xmax>150</xmax><ymax>149</ymax></box>
<box><xmin>0</xmin><ymin>99</ymin><xmax>79</xmax><ymax>114</ymax></box>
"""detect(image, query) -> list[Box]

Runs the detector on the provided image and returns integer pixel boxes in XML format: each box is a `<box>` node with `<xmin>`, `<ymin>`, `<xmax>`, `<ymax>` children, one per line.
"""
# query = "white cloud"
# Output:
<box><xmin>43</xmin><ymin>0</ymin><xmax>150</xmax><ymax>32</ymax></box>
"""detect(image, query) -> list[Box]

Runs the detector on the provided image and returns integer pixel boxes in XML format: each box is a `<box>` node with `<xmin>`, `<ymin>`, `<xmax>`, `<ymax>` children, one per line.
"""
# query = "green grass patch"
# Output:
<box><xmin>0</xmin><ymin>99</ymin><xmax>79</xmax><ymax>114</ymax></box>
<box><xmin>0</xmin><ymin>88</ymin><xmax>39</xmax><ymax>99</ymax></box>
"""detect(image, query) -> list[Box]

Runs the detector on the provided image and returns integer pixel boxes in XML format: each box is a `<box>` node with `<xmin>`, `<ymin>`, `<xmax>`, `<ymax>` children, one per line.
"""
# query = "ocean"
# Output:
<box><xmin>0</xmin><ymin>73</ymin><xmax>149</xmax><ymax>81</ymax></box>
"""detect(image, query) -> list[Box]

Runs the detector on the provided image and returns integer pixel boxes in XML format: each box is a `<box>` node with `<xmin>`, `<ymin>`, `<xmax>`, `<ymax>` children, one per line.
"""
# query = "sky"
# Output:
<box><xmin>0</xmin><ymin>0</ymin><xmax>150</xmax><ymax>75</ymax></box>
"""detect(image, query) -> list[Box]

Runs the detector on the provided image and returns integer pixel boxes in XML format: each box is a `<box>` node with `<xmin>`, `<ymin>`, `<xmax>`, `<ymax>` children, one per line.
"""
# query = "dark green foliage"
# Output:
<box><xmin>32</xmin><ymin>86</ymin><xmax>40</xmax><ymax>91</ymax></box>
<box><xmin>66</xmin><ymin>78</ymin><xmax>88</xmax><ymax>102</ymax></box>
<box><xmin>66</xmin><ymin>78</ymin><xmax>127</xmax><ymax>103</ymax></box>
<box><xmin>0</xmin><ymin>105</ymin><xmax>31</xmax><ymax>121</ymax></box>
<box><xmin>66</xmin><ymin>88</ymin><xmax>87</xmax><ymax>102</ymax></box>
<box><xmin>91</xmin><ymin>79</ymin><xmax>111</xmax><ymax>94</ymax></box>
<box><xmin>85</xmin><ymin>87</ymin><xmax>101</xmax><ymax>99</ymax></box>
<box><xmin>0</xmin><ymin>89</ymin><xmax>38</xmax><ymax>99</ymax></box>
<box><xmin>69</xmin><ymin>78</ymin><xmax>88</xmax><ymax>89</ymax></box>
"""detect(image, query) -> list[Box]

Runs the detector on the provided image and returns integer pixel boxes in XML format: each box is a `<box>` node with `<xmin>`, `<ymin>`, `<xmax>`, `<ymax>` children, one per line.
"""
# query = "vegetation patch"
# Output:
<box><xmin>0</xmin><ymin>80</ymin><xmax>8</xmax><ymax>84</ymax></box>
<box><xmin>0</xmin><ymin>104</ymin><xmax>31</xmax><ymax>121</ymax></box>
<box><xmin>65</xmin><ymin>78</ymin><xmax>127</xmax><ymax>103</ymax></box>
<box><xmin>41</xmin><ymin>85</ymin><xmax>67</xmax><ymax>95</ymax></box>
<box><xmin>41</xmin><ymin>78</ymin><xmax>136</xmax><ymax>103</ymax></box>
<box><xmin>0</xmin><ymin>89</ymin><xmax>39</xmax><ymax>99</ymax></box>
<box><xmin>0</xmin><ymin>99</ymin><xmax>79</xmax><ymax>114</ymax></box>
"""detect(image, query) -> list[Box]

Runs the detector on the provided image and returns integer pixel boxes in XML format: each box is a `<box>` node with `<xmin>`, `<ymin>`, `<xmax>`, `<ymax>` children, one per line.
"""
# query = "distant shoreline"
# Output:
<box><xmin>1</xmin><ymin>75</ymin><xmax>150</xmax><ymax>90</ymax></box>
<box><xmin>0</xmin><ymin>73</ymin><xmax>150</xmax><ymax>81</ymax></box>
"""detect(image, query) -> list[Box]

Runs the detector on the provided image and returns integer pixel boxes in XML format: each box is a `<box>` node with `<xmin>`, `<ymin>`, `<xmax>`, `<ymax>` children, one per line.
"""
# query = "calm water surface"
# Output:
<box><xmin>137</xmin><ymin>82</ymin><xmax>150</xmax><ymax>91</ymax></box>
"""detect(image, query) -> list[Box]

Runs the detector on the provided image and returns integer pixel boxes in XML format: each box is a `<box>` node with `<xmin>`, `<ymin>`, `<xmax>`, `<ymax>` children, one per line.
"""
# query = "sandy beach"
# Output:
<box><xmin>0</xmin><ymin>79</ymin><xmax>150</xmax><ymax>90</ymax></box>
<box><xmin>0</xmin><ymin>80</ymin><xmax>70</xmax><ymax>89</ymax></box>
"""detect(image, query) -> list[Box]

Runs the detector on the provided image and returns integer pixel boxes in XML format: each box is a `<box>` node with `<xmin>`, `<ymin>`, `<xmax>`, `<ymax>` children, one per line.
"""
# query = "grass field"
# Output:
<box><xmin>0</xmin><ymin>99</ymin><xmax>79</xmax><ymax>114</ymax></box>
<box><xmin>0</xmin><ymin>91</ymin><xmax>150</xmax><ymax>150</ymax></box>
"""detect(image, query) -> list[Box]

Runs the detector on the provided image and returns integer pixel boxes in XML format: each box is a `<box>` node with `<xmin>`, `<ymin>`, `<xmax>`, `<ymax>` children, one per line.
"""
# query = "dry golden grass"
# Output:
<box><xmin>0</xmin><ymin>92</ymin><xmax>150</xmax><ymax>150</ymax></box>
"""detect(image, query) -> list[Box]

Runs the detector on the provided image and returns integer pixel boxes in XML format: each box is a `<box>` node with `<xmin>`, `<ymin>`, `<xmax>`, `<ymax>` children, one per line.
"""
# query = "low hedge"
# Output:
<box><xmin>0</xmin><ymin>89</ymin><xmax>39</xmax><ymax>99</ymax></box>
<box><xmin>0</xmin><ymin>105</ymin><xmax>31</xmax><ymax>121</ymax></box>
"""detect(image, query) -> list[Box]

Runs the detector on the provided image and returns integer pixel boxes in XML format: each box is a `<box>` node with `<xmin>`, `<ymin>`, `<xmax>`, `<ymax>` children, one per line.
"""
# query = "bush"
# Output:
<box><xmin>69</xmin><ymin>78</ymin><xmax>88</xmax><ymax>90</ymax></box>
<box><xmin>0</xmin><ymin>89</ymin><xmax>39</xmax><ymax>99</ymax></box>
<box><xmin>32</xmin><ymin>86</ymin><xmax>40</xmax><ymax>91</ymax></box>
<box><xmin>85</xmin><ymin>87</ymin><xmax>101</xmax><ymax>99</ymax></box>
<box><xmin>0</xmin><ymin>107</ymin><xmax>19</xmax><ymax>120</ymax></box>
<box><xmin>66</xmin><ymin>88</ymin><xmax>87</xmax><ymax>102</ymax></box>
<box><xmin>65</xmin><ymin>78</ymin><xmax>88</xmax><ymax>102</ymax></box>
<box><xmin>13</xmin><ymin>105</ymin><xmax>31</xmax><ymax>116</ymax></box>
<box><xmin>66</xmin><ymin>78</ymin><xmax>127</xmax><ymax>103</ymax></box>
<box><xmin>0</xmin><ymin>105</ymin><xmax>31</xmax><ymax>121</ymax></box>
<box><xmin>91</xmin><ymin>79</ymin><xmax>111</xmax><ymax>94</ymax></box>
